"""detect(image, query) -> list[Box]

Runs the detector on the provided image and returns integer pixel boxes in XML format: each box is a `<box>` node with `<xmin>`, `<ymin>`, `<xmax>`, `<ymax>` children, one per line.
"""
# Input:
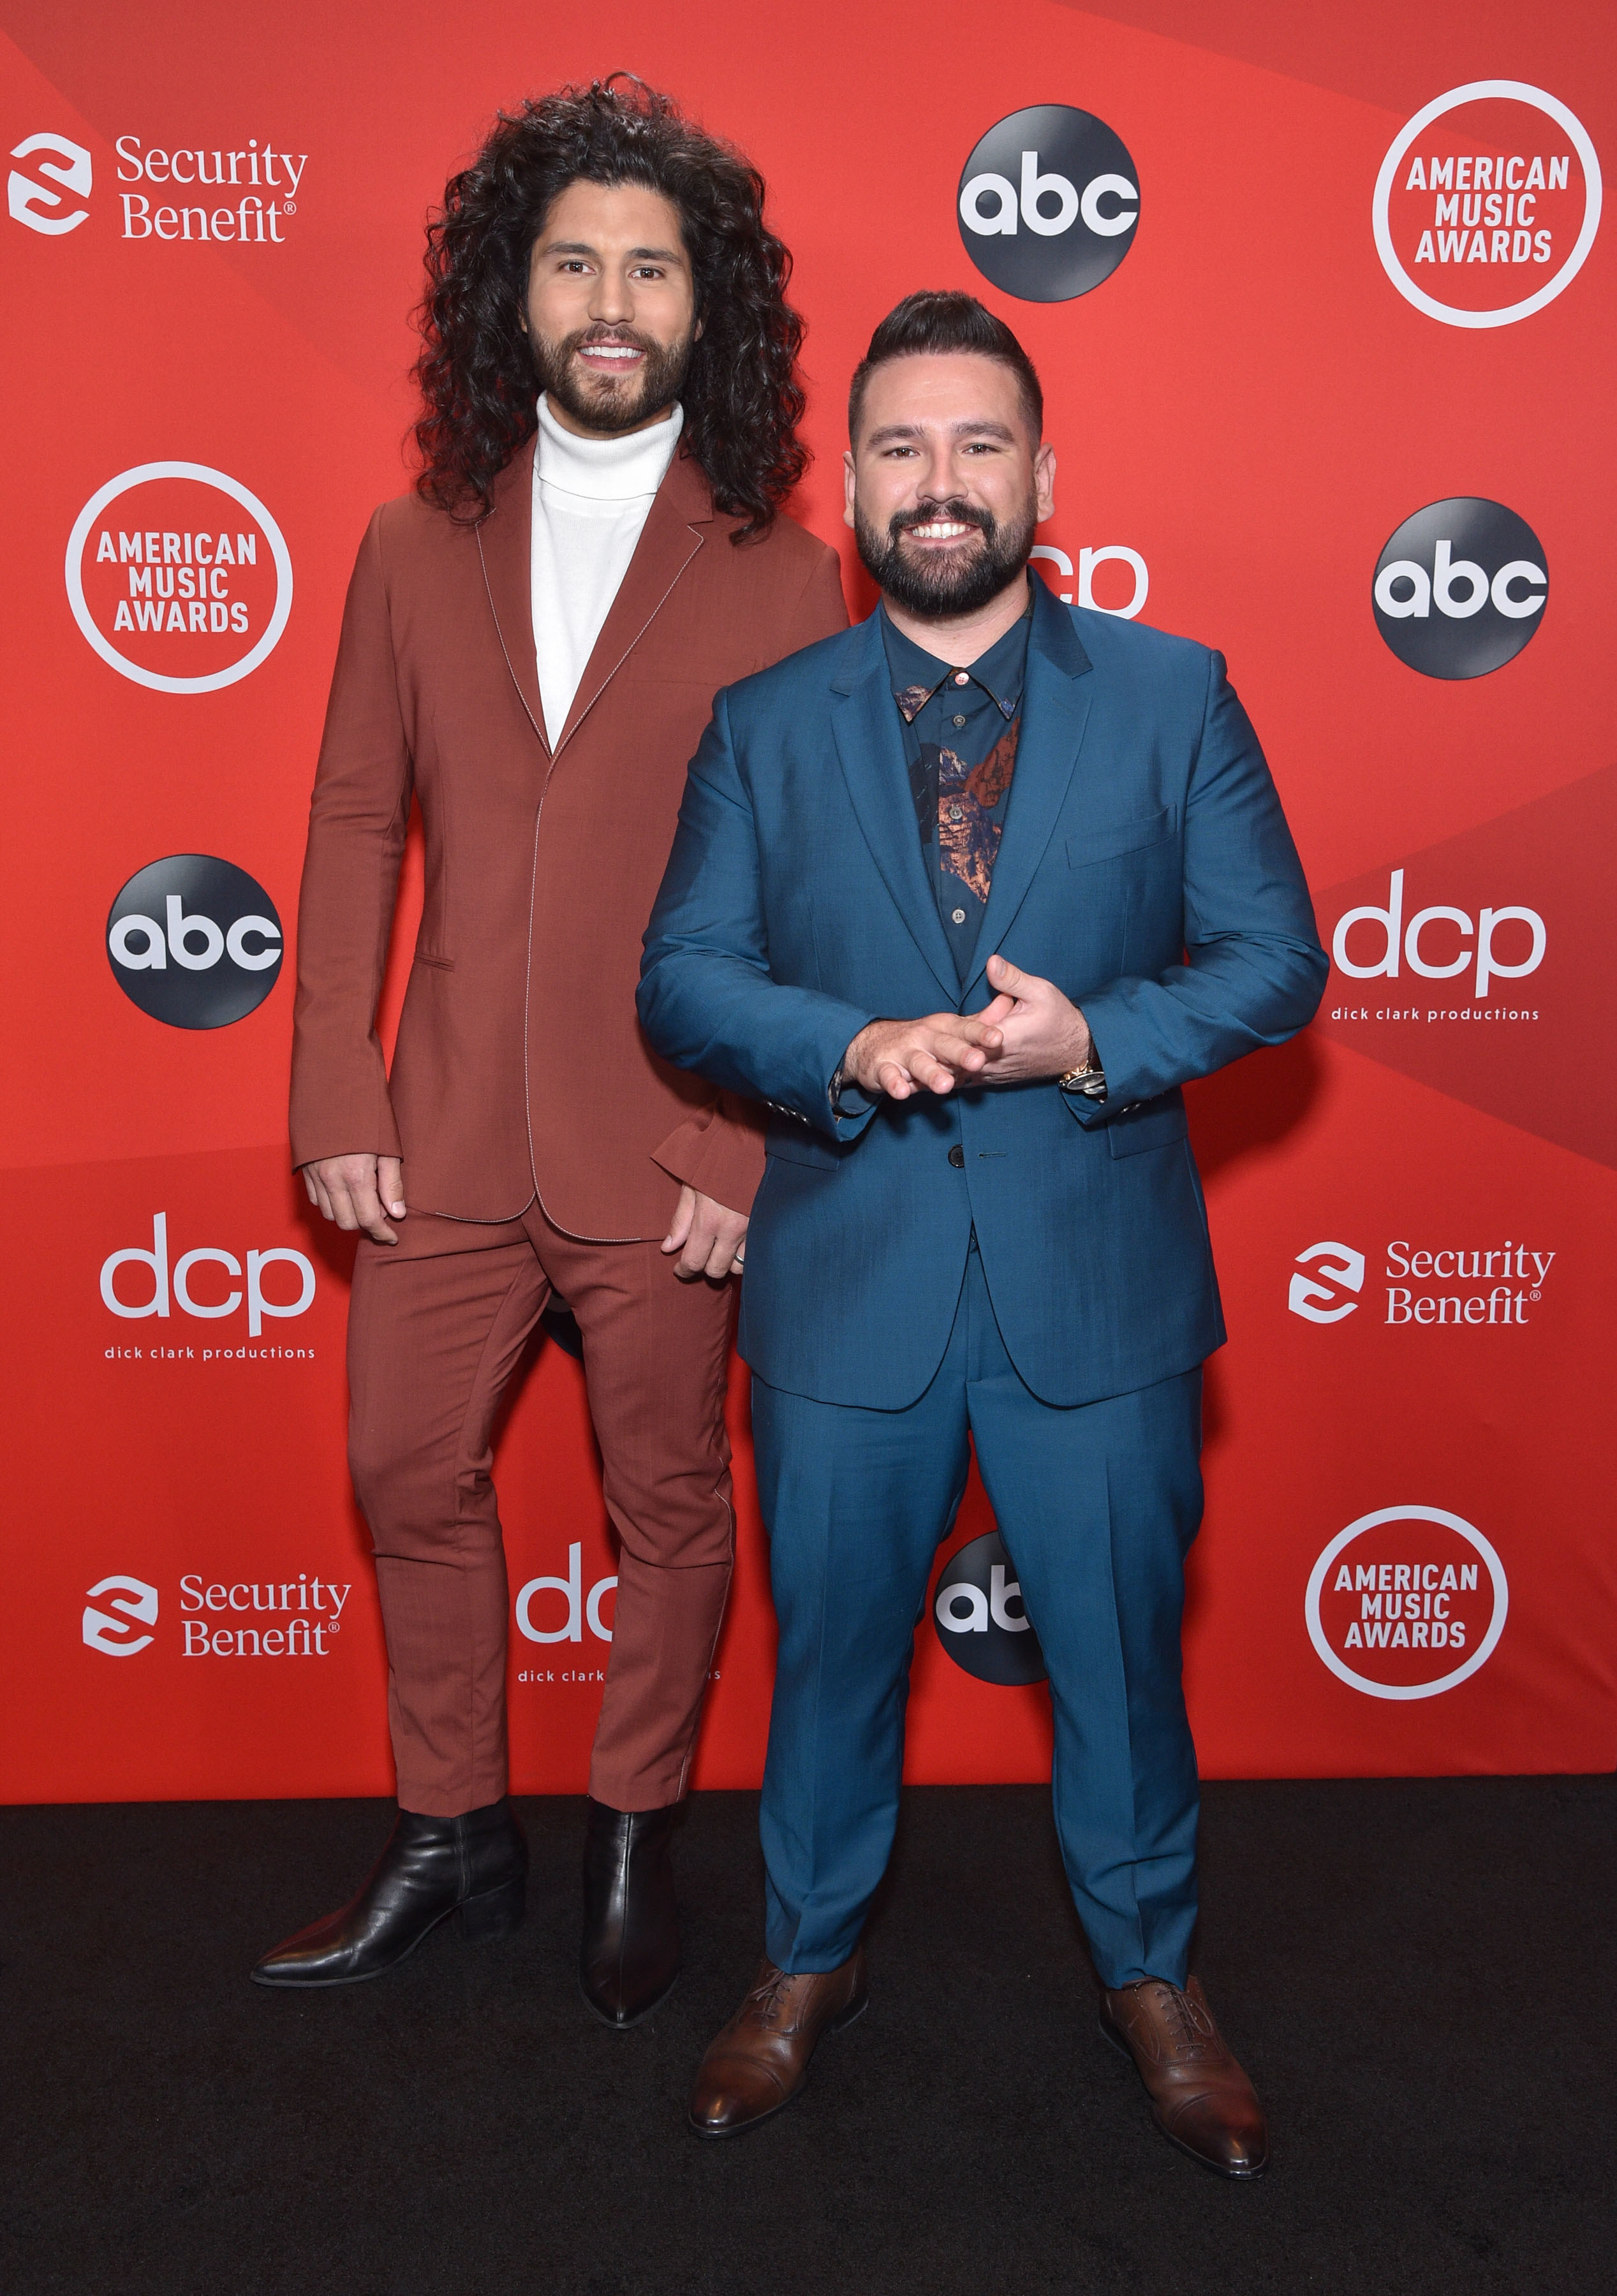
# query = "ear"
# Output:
<box><xmin>1033</xmin><ymin>441</ymin><xmax>1057</xmax><ymax>525</ymax></box>
<box><xmin>842</xmin><ymin>448</ymin><xmax>857</xmax><ymax>531</ymax></box>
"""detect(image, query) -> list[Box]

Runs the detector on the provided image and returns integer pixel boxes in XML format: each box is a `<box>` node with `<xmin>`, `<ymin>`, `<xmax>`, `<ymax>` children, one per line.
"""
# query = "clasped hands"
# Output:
<box><xmin>841</xmin><ymin>953</ymin><xmax>1093</xmax><ymax>1102</ymax></box>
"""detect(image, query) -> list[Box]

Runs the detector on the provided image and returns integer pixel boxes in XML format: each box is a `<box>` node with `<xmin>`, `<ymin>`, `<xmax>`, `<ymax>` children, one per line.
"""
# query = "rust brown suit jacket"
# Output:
<box><xmin>290</xmin><ymin>440</ymin><xmax>848</xmax><ymax>1237</ymax></box>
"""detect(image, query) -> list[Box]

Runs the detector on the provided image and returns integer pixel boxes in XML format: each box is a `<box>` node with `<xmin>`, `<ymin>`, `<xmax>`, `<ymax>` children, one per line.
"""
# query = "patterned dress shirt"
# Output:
<box><xmin>880</xmin><ymin>603</ymin><xmax>1030</xmax><ymax>985</ymax></box>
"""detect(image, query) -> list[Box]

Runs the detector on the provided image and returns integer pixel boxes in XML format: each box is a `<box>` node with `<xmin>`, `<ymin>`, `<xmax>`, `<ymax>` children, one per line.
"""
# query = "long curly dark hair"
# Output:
<box><xmin>413</xmin><ymin>77</ymin><xmax>808</xmax><ymax>540</ymax></box>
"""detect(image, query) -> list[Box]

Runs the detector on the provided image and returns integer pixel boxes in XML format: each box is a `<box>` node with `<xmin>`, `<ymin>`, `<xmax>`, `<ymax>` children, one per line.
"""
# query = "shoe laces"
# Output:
<box><xmin>748</xmin><ymin>1964</ymin><xmax>796</xmax><ymax>2030</ymax></box>
<box><xmin>1151</xmin><ymin>1981</ymin><xmax>1216</xmax><ymax>2059</ymax></box>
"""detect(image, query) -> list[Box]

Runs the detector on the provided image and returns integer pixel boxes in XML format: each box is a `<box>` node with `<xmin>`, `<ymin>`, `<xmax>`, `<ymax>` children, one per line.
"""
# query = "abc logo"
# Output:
<box><xmin>958</xmin><ymin>106</ymin><xmax>1139</xmax><ymax>302</ymax></box>
<box><xmin>1372</xmin><ymin>498</ymin><xmax>1548</xmax><ymax>679</ymax></box>
<box><xmin>932</xmin><ymin>1531</ymin><xmax>1047</xmax><ymax>1687</ymax></box>
<box><xmin>107</xmin><ymin>855</ymin><xmax>282</xmax><ymax>1029</ymax></box>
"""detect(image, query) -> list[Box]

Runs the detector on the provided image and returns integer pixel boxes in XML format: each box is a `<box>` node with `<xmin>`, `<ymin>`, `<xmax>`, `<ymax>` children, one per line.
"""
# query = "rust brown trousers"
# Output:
<box><xmin>292</xmin><ymin>441</ymin><xmax>847</xmax><ymax>1814</ymax></box>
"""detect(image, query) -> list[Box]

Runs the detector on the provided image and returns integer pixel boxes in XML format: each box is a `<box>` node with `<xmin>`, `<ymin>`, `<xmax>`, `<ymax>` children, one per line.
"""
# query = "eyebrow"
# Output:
<box><xmin>539</xmin><ymin>240</ymin><xmax>687</xmax><ymax>262</ymax></box>
<box><xmin>863</xmin><ymin>418</ymin><xmax>1018</xmax><ymax>446</ymax></box>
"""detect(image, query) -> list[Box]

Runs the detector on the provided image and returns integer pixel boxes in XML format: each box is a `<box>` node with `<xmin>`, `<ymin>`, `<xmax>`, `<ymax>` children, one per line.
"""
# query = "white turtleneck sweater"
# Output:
<box><xmin>530</xmin><ymin>392</ymin><xmax>684</xmax><ymax>748</ymax></box>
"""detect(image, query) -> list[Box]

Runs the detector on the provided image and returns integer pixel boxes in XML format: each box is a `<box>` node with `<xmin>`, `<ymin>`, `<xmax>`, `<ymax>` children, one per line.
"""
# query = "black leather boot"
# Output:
<box><xmin>251</xmin><ymin>1797</ymin><xmax>527</xmax><ymax>1987</ymax></box>
<box><xmin>580</xmin><ymin>1797</ymin><xmax>681</xmax><ymax>2026</ymax></box>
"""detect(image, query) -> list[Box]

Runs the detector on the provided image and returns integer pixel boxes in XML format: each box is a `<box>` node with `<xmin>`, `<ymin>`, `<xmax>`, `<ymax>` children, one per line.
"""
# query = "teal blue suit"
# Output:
<box><xmin>639</xmin><ymin>581</ymin><xmax>1325</xmax><ymax>1985</ymax></box>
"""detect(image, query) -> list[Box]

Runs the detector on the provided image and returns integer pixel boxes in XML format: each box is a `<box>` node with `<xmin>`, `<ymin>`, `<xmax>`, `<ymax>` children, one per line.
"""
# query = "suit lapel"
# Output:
<box><xmin>962</xmin><ymin>582</ymin><xmax>1094</xmax><ymax>999</ymax></box>
<box><xmin>476</xmin><ymin>437</ymin><xmax>547</xmax><ymax>751</ymax></box>
<box><xmin>831</xmin><ymin>617</ymin><xmax>959</xmax><ymax>1004</ymax></box>
<box><xmin>554</xmin><ymin>446</ymin><xmax>710</xmax><ymax>751</ymax></box>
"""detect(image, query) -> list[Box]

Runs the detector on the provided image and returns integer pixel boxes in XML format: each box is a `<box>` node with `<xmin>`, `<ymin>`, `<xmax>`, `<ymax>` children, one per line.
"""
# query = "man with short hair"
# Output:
<box><xmin>640</xmin><ymin>291</ymin><xmax>1326</xmax><ymax>2167</ymax></box>
<box><xmin>254</xmin><ymin>80</ymin><xmax>845</xmax><ymax>2017</ymax></box>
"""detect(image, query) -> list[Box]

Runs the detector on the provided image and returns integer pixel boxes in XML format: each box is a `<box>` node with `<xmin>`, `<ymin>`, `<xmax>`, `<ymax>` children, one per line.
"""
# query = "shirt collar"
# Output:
<box><xmin>880</xmin><ymin>598</ymin><xmax>1031</xmax><ymax>725</ymax></box>
<box><xmin>534</xmin><ymin>394</ymin><xmax>684</xmax><ymax>502</ymax></box>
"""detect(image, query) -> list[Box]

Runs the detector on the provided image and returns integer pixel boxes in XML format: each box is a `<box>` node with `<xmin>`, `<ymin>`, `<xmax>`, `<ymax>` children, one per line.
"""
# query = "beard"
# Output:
<box><xmin>531</xmin><ymin>321</ymin><xmax>693</xmax><ymax>435</ymax></box>
<box><xmin>853</xmin><ymin>491</ymin><xmax>1038</xmax><ymax>618</ymax></box>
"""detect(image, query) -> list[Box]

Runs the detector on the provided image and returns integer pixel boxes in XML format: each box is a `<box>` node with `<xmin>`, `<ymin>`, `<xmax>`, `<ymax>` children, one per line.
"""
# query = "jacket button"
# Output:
<box><xmin>948</xmin><ymin>1144</ymin><xmax>965</xmax><ymax>1168</ymax></box>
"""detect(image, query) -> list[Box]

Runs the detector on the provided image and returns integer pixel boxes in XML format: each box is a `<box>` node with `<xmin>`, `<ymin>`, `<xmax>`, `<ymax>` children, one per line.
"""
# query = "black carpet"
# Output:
<box><xmin>3</xmin><ymin>1777</ymin><xmax>1612</xmax><ymax>2295</ymax></box>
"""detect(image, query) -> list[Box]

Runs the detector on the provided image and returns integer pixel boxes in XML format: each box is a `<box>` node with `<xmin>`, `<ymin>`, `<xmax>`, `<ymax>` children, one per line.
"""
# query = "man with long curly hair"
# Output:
<box><xmin>253</xmin><ymin>79</ymin><xmax>845</xmax><ymax>2016</ymax></box>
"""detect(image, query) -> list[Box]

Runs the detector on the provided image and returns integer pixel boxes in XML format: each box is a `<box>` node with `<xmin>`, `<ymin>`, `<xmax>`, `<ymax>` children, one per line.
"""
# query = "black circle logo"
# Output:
<box><xmin>107</xmin><ymin>855</ymin><xmax>283</xmax><ymax>1029</ymax></box>
<box><xmin>1372</xmin><ymin>498</ymin><xmax>1548</xmax><ymax>680</ymax></box>
<box><xmin>931</xmin><ymin>1531</ymin><xmax>1047</xmax><ymax>1687</ymax></box>
<box><xmin>957</xmin><ymin>106</ymin><xmax>1139</xmax><ymax>302</ymax></box>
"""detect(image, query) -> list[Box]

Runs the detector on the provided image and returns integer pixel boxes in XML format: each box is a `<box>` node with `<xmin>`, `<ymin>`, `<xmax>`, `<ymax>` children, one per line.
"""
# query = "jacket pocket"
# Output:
<box><xmin>765</xmin><ymin>1117</ymin><xmax>844</xmax><ymax>1170</ymax></box>
<box><xmin>1067</xmin><ymin>807</ymin><xmax>1174</xmax><ymax>867</ymax></box>
<box><xmin>1107</xmin><ymin>1089</ymin><xmax>1188</xmax><ymax>1158</ymax></box>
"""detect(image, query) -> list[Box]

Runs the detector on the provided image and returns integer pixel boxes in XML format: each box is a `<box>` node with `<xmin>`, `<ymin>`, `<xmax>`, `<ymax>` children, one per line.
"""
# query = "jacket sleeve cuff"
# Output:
<box><xmin>650</xmin><ymin>1096</ymin><xmax>767</xmax><ymax>1215</ymax></box>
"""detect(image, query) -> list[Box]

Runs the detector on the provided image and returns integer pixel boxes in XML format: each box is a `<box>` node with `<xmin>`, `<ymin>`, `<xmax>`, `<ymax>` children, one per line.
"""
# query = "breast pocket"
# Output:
<box><xmin>1067</xmin><ymin>807</ymin><xmax>1174</xmax><ymax>869</ymax></box>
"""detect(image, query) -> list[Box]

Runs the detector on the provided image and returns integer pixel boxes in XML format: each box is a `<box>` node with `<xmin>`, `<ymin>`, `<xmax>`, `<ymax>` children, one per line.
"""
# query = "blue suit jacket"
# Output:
<box><xmin>639</xmin><ymin>580</ymin><xmax>1326</xmax><ymax>1409</ymax></box>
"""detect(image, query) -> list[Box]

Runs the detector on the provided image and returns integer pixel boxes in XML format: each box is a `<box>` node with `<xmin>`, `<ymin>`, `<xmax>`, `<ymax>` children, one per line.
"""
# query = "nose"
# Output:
<box><xmin>588</xmin><ymin>266</ymin><xmax>633</xmax><ymax>327</ymax></box>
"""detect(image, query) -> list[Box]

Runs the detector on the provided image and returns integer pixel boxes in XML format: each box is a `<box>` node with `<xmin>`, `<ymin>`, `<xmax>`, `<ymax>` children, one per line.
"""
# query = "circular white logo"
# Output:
<box><xmin>1305</xmin><ymin>1506</ymin><xmax>1507</xmax><ymax>1700</ymax></box>
<box><xmin>65</xmin><ymin>461</ymin><xmax>292</xmax><ymax>693</ymax></box>
<box><xmin>1373</xmin><ymin>82</ymin><xmax>1602</xmax><ymax>328</ymax></box>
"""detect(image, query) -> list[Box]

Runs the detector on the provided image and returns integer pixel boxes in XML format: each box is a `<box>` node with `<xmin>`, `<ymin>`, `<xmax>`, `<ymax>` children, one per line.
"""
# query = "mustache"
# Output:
<box><xmin>890</xmin><ymin>497</ymin><xmax>995</xmax><ymax>544</ymax></box>
<box><xmin>561</xmin><ymin>324</ymin><xmax>660</xmax><ymax>357</ymax></box>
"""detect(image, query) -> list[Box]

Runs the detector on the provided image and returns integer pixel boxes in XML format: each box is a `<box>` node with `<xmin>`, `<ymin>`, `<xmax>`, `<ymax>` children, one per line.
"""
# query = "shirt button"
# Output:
<box><xmin>952</xmin><ymin>714</ymin><xmax>966</xmax><ymax>727</ymax></box>
<box><xmin>948</xmin><ymin>1144</ymin><xmax>965</xmax><ymax>1168</ymax></box>
<box><xmin>951</xmin><ymin>907</ymin><xmax>966</xmax><ymax>924</ymax></box>
<box><xmin>953</xmin><ymin>672</ymin><xmax>969</xmax><ymax>686</ymax></box>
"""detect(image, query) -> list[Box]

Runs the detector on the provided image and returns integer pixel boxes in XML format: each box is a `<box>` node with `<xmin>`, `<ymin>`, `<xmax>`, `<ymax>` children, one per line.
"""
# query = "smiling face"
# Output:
<box><xmin>524</xmin><ymin>179</ymin><xmax>699</xmax><ymax>437</ymax></box>
<box><xmin>845</xmin><ymin>351</ymin><xmax>1056</xmax><ymax>619</ymax></box>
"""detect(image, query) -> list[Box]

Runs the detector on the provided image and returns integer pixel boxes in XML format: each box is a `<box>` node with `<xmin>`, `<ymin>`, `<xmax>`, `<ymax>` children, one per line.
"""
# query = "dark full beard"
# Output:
<box><xmin>531</xmin><ymin>323</ymin><xmax>693</xmax><ymax>436</ymax></box>
<box><xmin>853</xmin><ymin>492</ymin><xmax>1038</xmax><ymax>619</ymax></box>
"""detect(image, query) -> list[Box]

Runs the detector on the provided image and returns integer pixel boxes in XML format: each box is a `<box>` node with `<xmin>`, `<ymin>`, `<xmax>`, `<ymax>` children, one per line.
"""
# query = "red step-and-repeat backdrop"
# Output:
<box><xmin>3</xmin><ymin>1</ymin><xmax>1613</xmax><ymax>1803</ymax></box>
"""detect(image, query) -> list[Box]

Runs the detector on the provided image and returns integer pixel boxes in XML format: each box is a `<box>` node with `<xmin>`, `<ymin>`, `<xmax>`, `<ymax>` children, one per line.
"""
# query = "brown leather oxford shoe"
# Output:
<box><xmin>1100</xmin><ymin>1975</ymin><xmax>1269</xmax><ymax>2177</ymax></box>
<box><xmin>688</xmin><ymin>1951</ymin><xmax>868</xmax><ymax>2138</ymax></box>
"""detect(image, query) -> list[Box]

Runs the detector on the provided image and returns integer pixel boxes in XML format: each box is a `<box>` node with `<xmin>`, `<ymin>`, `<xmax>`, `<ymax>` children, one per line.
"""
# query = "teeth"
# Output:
<box><xmin>583</xmin><ymin>344</ymin><xmax>640</xmax><ymax>359</ymax></box>
<box><xmin>909</xmin><ymin>522</ymin><xmax>973</xmax><ymax>540</ymax></box>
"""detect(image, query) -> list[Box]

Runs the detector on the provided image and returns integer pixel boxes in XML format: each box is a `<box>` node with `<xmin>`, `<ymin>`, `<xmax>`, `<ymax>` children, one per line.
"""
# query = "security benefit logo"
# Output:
<box><xmin>82</xmin><ymin>1575</ymin><xmax>158</xmax><ymax>1656</ymax></box>
<box><xmin>959</xmin><ymin>107</ymin><xmax>1139</xmax><ymax>302</ymax></box>
<box><xmin>1375</xmin><ymin>82</ymin><xmax>1601</xmax><ymax>328</ymax></box>
<box><xmin>81</xmin><ymin>1570</ymin><xmax>351</xmax><ymax>1660</ymax></box>
<box><xmin>931</xmin><ymin>1531</ymin><xmax>1047</xmax><ymax>1687</ymax></box>
<box><xmin>1373</xmin><ymin>500</ymin><xmax>1547</xmax><ymax>680</ymax></box>
<box><xmin>66</xmin><ymin>462</ymin><xmax>292</xmax><ymax>693</ymax></box>
<box><xmin>1306</xmin><ymin>1507</ymin><xmax>1507</xmax><ymax>1701</ymax></box>
<box><xmin>1288</xmin><ymin>1239</ymin><xmax>1555</xmax><ymax>1330</ymax></box>
<box><xmin>107</xmin><ymin>856</ymin><xmax>282</xmax><ymax>1029</ymax></box>
<box><xmin>8</xmin><ymin>133</ymin><xmax>91</xmax><ymax>234</ymax></box>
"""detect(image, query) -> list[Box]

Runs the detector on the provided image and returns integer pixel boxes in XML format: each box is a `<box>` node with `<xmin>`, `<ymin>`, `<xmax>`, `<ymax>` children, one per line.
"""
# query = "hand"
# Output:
<box><xmin>842</xmin><ymin>1010</ymin><xmax>1006</xmax><ymax>1101</ymax></box>
<box><xmin>977</xmin><ymin>953</ymin><xmax>1092</xmax><ymax>1082</ymax></box>
<box><xmin>661</xmin><ymin>1184</ymin><xmax>748</xmax><ymax>1281</ymax></box>
<box><xmin>302</xmin><ymin>1153</ymin><xmax>406</xmax><ymax>1244</ymax></box>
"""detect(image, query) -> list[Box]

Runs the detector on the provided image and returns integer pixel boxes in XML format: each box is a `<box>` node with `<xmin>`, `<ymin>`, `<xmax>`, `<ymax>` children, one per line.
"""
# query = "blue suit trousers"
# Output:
<box><xmin>751</xmin><ymin>1244</ymin><xmax>1204</xmax><ymax>1991</ymax></box>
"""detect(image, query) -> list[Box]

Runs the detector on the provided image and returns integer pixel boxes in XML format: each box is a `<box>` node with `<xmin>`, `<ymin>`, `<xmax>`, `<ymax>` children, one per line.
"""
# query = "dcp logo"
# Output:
<box><xmin>1288</xmin><ymin>1242</ymin><xmax>1364</xmax><ymax>1323</ymax></box>
<box><xmin>107</xmin><ymin>856</ymin><xmax>282</xmax><ymax>1029</ymax></box>
<box><xmin>1331</xmin><ymin>871</ymin><xmax>1544</xmax><ymax>1001</ymax></box>
<box><xmin>83</xmin><ymin>1574</ymin><xmax>158</xmax><ymax>1656</ymax></box>
<box><xmin>1306</xmin><ymin>1506</ymin><xmax>1507</xmax><ymax>1700</ymax></box>
<box><xmin>1374</xmin><ymin>81</ymin><xmax>1601</xmax><ymax>328</ymax></box>
<box><xmin>1373</xmin><ymin>499</ymin><xmax>1547</xmax><ymax>679</ymax></box>
<box><xmin>65</xmin><ymin>461</ymin><xmax>292</xmax><ymax>694</ymax></box>
<box><xmin>515</xmin><ymin>1544</ymin><xmax>617</xmax><ymax>1644</ymax></box>
<box><xmin>958</xmin><ymin>106</ymin><xmax>1139</xmax><ymax>302</ymax></box>
<box><xmin>932</xmin><ymin>1531</ymin><xmax>1047</xmax><ymax>1686</ymax></box>
<box><xmin>9</xmin><ymin>133</ymin><xmax>91</xmax><ymax>235</ymax></box>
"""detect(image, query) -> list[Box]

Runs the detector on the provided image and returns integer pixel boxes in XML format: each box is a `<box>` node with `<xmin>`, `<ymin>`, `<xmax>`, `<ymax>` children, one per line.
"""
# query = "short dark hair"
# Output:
<box><xmin>847</xmin><ymin>290</ymin><xmax>1043</xmax><ymax>444</ymax></box>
